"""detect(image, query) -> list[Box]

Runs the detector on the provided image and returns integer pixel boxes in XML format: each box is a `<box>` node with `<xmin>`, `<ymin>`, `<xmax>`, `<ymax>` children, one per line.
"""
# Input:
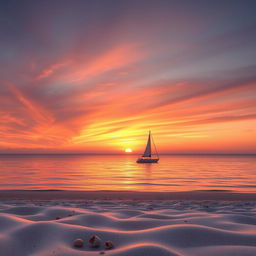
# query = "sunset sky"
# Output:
<box><xmin>1</xmin><ymin>0</ymin><xmax>256</xmax><ymax>154</ymax></box>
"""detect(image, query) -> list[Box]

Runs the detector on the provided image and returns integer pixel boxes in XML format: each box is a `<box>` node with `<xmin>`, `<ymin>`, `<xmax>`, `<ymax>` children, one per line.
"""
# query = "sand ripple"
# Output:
<box><xmin>0</xmin><ymin>201</ymin><xmax>256</xmax><ymax>256</ymax></box>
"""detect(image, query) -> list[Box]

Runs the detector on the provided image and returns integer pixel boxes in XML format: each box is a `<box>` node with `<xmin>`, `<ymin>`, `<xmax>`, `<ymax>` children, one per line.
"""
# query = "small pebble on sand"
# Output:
<box><xmin>89</xmin><ymin>235</ymin><xmax>101</xmax><ymax>248</ymax></box>
<box><xmin>73</xmin><ymin>238</ymin><xmax>84</xmax><ymax>248</ymax></box>
<box><xmin>105</xmin><ymin>241</ymin><xmax>114</xmax><ymax>249</ymax></box>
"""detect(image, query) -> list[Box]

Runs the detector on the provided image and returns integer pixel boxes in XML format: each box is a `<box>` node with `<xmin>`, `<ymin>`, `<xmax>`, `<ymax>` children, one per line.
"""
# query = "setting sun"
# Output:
<box><xmin>125</xmin><ymin>148</ymin><xmax>132</xmax><ymax>153</ymax></box>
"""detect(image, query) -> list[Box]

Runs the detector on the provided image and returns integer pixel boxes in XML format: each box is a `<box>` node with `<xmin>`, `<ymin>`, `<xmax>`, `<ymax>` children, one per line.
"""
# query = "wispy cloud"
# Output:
<box><xmin>0</xmin><ymin>0</ymin><xmax>256</xmax><ymax>153</ymax></box>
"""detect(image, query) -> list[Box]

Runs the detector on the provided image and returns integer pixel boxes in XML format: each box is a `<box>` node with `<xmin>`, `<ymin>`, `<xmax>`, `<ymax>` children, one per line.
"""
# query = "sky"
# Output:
<box><xmin>0</xmin><ymin>0</ymin><xmax>256</xmax><ymax>154</ymax></box>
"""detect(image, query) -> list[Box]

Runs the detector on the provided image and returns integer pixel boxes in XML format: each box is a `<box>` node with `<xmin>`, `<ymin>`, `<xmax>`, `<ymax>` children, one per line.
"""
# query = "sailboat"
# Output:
<box><xmin>136</xmin><ymin>131</ymin><xmax>159</xmax><ymax>163</ymax></box>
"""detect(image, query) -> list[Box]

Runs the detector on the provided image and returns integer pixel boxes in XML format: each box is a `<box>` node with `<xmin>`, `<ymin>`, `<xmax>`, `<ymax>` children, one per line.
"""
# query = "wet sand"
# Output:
<box><xmin>0</xmin><ymin>190</ymin><xmax>255</xmax><ymax>201</ymax></box>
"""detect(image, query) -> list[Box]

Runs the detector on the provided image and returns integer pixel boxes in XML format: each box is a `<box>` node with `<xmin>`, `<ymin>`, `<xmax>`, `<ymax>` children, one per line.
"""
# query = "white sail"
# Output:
<box><xmin>142</xmin><ymin>132</ymin><xmax>151</xmax><ymax>157</ymax></box>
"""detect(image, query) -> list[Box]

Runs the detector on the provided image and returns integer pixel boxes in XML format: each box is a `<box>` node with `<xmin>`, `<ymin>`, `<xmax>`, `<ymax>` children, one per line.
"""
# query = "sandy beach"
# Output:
<box><xmin>0</xmin><ymin>191</ymin><xmax>256</xmax><ymax>256</ymax></box>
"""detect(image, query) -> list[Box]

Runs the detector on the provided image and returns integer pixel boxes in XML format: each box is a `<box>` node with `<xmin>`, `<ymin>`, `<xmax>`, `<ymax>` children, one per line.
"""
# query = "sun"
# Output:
<box><xmin>125</xmin><ymin>148</ymin><xmax>132</xmax><ymax>153</ymax></box>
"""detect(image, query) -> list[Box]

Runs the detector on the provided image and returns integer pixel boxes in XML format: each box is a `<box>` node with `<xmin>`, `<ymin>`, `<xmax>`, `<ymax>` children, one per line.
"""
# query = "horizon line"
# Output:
<box><xmin>0</xmin><ymin>153</ymin><xmax>255</xmax><ymax>156</ymax></box>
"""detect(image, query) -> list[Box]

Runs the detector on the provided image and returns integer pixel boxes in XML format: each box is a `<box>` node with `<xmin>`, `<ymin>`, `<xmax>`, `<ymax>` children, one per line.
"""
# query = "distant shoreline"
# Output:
<box><xmin>0</xmin><ymin>190</ymin><xmax>256</xmax><ymax>201</ymax></box>
<box><xmin>0</xmin><ymin>153</ymin><xmax>256</xmax><ymax>156</ymax></box>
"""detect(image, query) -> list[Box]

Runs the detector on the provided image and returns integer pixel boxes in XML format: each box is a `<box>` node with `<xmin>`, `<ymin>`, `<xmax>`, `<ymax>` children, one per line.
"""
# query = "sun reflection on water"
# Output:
<box><xmin>0</xmin><ymin>155</ymin><xmax>255</xmax><ymax>192</ymax></box>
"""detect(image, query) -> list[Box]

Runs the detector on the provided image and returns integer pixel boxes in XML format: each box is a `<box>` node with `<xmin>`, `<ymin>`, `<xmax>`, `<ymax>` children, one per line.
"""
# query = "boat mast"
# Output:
<box><xmin>149</xmin><ymin>130</ymin><xmax>151</xmax><ymax>158</ymax></box>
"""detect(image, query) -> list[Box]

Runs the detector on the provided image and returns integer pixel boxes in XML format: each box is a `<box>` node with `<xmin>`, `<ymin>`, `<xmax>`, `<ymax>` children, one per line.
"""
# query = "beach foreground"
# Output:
<box><xmin>0</xmin><ymin>196</ymin><xmax>256</xmax><ymax>256</ymax></box>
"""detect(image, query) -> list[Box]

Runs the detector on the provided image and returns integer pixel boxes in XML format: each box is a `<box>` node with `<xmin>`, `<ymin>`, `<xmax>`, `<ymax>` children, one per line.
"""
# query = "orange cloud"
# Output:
<box><xmin>36</xmin><ymin>61</ymin><xmax>70</xmax><ymax>80</ymax></box>
<box><xmin>65</xmin><ymin>43</ymin><xmax>146</xmax><ymax>83</ymax></box>
<box><xmin>1</xmin><ymin>43</ymin><xmax>256</xmax><ymax>154</ymax></box>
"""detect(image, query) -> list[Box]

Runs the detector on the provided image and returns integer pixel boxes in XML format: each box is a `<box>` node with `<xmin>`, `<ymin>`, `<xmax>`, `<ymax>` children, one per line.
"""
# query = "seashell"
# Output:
<box><xmin>104</xmin><ymin>241</ymin><xmax>114</xmax><ymax>249</ymax></box>
<box><xmin>89</xmin><ymin>235</ymin><xmax>101</xmax><ymax>248</ymax></box>
<box><xmin>73</xmin><ymin>238</ymin><xmax>84</xmax><ymax>248</ymax></box>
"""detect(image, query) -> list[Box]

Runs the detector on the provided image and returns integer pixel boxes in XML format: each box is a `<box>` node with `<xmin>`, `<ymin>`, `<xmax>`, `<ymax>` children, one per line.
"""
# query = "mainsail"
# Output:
<box><xmin>142</xmin><ymin>132</ymin><xmax>151</xmax><ymax>157</ymax></box>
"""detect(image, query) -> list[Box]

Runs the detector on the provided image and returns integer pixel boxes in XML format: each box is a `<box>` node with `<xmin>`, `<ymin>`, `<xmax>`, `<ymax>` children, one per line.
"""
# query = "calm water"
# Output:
<box><xmin>0</xmin><ymin>154</ymin><xmax>256</xmax><ymax>192</ymax></box>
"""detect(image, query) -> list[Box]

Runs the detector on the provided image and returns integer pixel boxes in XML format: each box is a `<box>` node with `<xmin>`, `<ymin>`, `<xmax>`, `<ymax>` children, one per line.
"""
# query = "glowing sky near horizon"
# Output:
<box><xmin>1</xmin><ymin>0</ymin><xmax>256</xmax><ymax>154</ymax></box>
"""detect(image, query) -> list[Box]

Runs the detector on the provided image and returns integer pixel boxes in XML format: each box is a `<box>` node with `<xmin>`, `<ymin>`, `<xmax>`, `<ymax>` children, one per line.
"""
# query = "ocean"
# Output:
<box><xmin>0</xmin><ymin>154</ymin><xmax>255</xmax><ymax>192</ymax></box>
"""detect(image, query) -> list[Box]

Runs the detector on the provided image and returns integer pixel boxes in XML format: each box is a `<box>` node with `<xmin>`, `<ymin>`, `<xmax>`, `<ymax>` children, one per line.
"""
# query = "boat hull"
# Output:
<box><xmin>136</xmin><ymin>158</ymin><xmax>159</xmax><ymax>163</ymax></box>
